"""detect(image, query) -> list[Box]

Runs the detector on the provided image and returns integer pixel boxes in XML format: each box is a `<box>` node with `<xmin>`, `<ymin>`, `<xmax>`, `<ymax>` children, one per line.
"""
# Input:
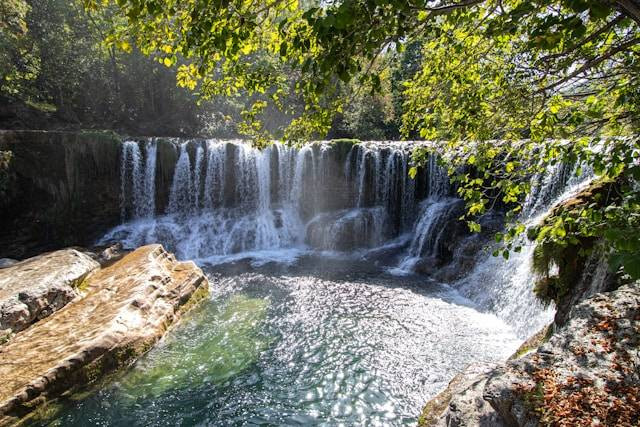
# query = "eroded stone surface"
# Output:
<box><xmin>0</xmin><ymin>249</ymin><xmax>99</xmax><ymax>334</ymax></box>
<box><xmin>484</xmin><ymin>281</ymin><xmax>640</xmax><ymax>426</ymax></box>
<box><xmin>0</xmin><ymin>244</ymin><xmax>208</xmax><ymax>425</ymax></box>
<box><xmin>422</xmin><ymin>282</ymin><xmax>640</xmax><ymax>426</ymax></box>
<box><xmin>419</xmin><ymin>363</ymin><xmax>505</xmax><ymax>427</ymax></box>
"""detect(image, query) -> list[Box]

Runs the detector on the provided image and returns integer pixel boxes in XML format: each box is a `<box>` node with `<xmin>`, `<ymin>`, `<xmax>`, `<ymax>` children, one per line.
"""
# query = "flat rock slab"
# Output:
<box><xmin>0</xmin><ymin>244</ymin><xmax>208</xmax><ymax>425</ymax></box>
<box><xmin>0</xmin><ymin>249</ymin><xmax>100</xmax><ymax>335</ymax></box>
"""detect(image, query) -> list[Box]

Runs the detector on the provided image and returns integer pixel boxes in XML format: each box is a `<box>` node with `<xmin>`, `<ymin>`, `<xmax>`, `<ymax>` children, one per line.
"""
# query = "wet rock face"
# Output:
<box><xmin>432</xmin><ymin>211</ymin><xmax>505</xmax><ymax>282</ymax></box>
<box><xmin>0</xmin><ymin>130</ymin><xmax>122</xmax><ymax>259</ymax></box>
<box><xmin>0</xmin><ymin>249</ymin><xmax>99</xmax><ymax>336</ymax></box>
<box><xmin>0</xmin><ymin>259</ymin><xmax>17</xmax><ymax>269</ymax></box>
<box><xmin>305</xmin><ymin>207</ymin><xmax>387</xmax><ymax>251</ymax></box>
<box><xmin>0</xmin><ymin>244</ymin><xmax>209</xmax><ymax>425</ymax></box>
<box><xmin>423</xmin><ymin>282</ymin><xmax>640</xmax><ymax>426</ymax></box>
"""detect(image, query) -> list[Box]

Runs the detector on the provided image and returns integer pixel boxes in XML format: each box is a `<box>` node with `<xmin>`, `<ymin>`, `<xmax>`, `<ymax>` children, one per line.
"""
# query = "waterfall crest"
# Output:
<box><xmin>106</xmin><ymin>139</ymin><xmax>446</xmax><ymax>262</ymax></box>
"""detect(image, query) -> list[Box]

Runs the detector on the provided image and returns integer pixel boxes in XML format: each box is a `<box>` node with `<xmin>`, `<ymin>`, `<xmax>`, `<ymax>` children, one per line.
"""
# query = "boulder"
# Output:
<box><xmin>0</xmin><ymin>249</ymin><xmax>99</xmax><ymax>335</ymax></box>
<box><xmin>0</xmin><ymin>244</ymin><xmax>209</xmax><ymax>425</ymax></box>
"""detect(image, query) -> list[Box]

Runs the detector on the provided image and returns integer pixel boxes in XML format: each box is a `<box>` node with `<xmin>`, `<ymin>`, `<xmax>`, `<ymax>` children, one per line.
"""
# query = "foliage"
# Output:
<box><xmin>20</xmin><ymin>0</ymin><xmax>640</xmax><ymax>277</ymax></box>
<box><xmin>1</xmin><ymin>0</ymin><xmax>296</xmax><ymax>136</ymax></box>
<box><xmin>0</xmin><ymin>0</ymin><xmax>39</xmax><ymax>99</ymax></box>
<box><xmin>530</xmin><ymin>171</ymin><xmax>640</xmax><ymax>302</ymax></box>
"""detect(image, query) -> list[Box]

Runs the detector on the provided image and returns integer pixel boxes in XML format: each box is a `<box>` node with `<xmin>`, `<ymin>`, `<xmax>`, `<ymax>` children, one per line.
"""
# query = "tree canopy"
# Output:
<box><xmin>2</xmin><ymin>0</ymin><xmax>636</xmax><ymax>278</ymax></box>
<box><xmin>85</xmin><ymin>0</ymin><xmax>640</xmax><ymax>278</ymax></box>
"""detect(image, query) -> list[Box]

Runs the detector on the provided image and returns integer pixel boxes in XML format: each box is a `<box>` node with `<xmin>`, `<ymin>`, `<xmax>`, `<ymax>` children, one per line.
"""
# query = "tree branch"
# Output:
<box><xmin>538</xmin><ymin>36</ymin><xmax>640</xmax><ymax>93</ymax></box>
<box><xmin>536</xmin><ymin>14</ymin><xmax>625</xmax><ymax>65</ymax></box>
<box><xmin>613</xmin><ymin>0</ymin><xmax>640</xmax><ymax>25</ymax></box>
<box><xmin>425</xmin><ymin>0</ymin><xmax>486</xmax><ymax>16</ymax></box>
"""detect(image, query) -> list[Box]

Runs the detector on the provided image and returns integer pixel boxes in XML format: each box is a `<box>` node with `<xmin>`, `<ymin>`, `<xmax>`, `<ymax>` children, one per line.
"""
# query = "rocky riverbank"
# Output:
<box><xmin>419</xmin><ymin>280</ymin><xmax>640</xmax><ymax>426</ymax></box>
<box><xmin>0</xmin><ymin>244</ymin><xmax>209</xmax><ymax>426</ymax></box>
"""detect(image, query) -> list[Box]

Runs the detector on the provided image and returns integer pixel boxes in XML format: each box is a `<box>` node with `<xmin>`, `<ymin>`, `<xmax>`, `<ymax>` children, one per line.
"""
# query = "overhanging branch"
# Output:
<box><xmin>538</xmin><ymin>36</ymin><xmax>640</xmax><ymax>93</ymax></box>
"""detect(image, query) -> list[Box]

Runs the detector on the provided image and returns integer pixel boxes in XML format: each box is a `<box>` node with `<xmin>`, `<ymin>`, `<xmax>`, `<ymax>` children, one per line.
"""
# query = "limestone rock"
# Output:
<box><xmin>484</xmin><ymin>282</ymin><xmax>640</xmax><ymax>426</ymax></box>
<box><xmin>0</xmin><ymin>244</ymin><xmax>209</xmax><ymax>425</ymax></box>
<box><xmin>419</xmin><ymin>363</ymin><xmax>505</xmax><ymax>427</ymax></box>
<box><xmin>0</xmin><ymin>249</ymin><xmax>99</xmax><ymax>334</ymax></box>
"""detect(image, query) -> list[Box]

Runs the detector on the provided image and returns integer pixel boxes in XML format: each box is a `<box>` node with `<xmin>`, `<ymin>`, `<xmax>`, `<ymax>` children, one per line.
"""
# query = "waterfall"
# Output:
<box><xmin>203</xmin><ymin>140</ymin><xmax>225</xmax><ymax>210</ymax></box>
<box><xmin>108</xmin><ymin>137</ymin><xmax>605</xmax><ymax>341</ymax></box>
<box><xmin>193</xmin><ymin>145</ymin><xmax>205</xmax><ymax>211</ymax></box>
<box><xmin>168</xmin><ymin>143</ymin><xmax>194</xmax><ymax>215</ymax></box>
<box><xmin>110</xmin><ymin>140</ymin><xmax>442</xmax><ymax>261</ymax></box>
<box><xmin>390</xmin><ymin>198</ymin><xmax>461</xmax><ymax>274</ymax></box>
<box><xmin>522</xmin><ymin>160</ymin><xmax>590</xmax><ymax>218</ymax></box>
<box><xmin>427</xmin><ymin>155</ymin><xmax>449</xmax><ymax>198</ymax></box>
<box><xmin>291</xmin><ymin>145</ymin><xmax>314</xmax><ymax>207</ymax></box>
<box><xmin>120</xmin><ymin>140</ymin><xmax>156</xmax><ymax>220</ymax></box>
<box><xmin>452</xmin><ymin>162</ymin><xmax>593</xmax><ymax>339</ymax></box>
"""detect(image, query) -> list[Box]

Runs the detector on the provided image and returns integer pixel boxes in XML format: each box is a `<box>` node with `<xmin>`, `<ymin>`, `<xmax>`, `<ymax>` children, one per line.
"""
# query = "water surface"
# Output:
<box><xmin>50</xmin><ymin>261</ymin><xmax>520</xmax><ymax>426</ymax></box>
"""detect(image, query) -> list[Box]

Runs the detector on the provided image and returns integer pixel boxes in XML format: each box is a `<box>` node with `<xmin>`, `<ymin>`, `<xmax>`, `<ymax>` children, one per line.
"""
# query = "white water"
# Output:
<box><xmin>390</xmin><ymin>198</ymin><xmax>461</xmax><ymax>275</ymax></box>
<box><xmin>108</xmin><ymin>140</ymin><xmax>444</xmax><ymax>261</ymax></box>
<box><xmin>107</xmin><ymin>138</ymin><xmax>595</xmax><ymax>341</ymax></box>
<box><xmin>451</xmin><ymin>162</ymin><xmax>593</xmax><ymax>339</ymax></box>
<box><xmin>120</xmin><ymin>140</ymin><xmax>156</xmax><ymax>220</ymax></box>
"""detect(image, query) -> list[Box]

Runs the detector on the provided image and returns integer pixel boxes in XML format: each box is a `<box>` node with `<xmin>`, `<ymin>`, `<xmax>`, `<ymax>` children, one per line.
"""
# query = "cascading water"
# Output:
<box><xmin>451</xmin><ymin>162</ymin><xmax>593</xmax><ymax>339</ymax></box>
<box><xmin>168</xmin><ymin>142</ymin><xmax>194</xmax><ymax>215</ymax></box>
<box><xmin>73</xmin><ymin>138</ymin><xmax>605</xmax><ymax>426</ymax></box>
<box><xmin>106</xmin><ymin>139</ymin><xmax>438</xmax><ymax>262</ymax></box>
<box><xmin>111</xmin><ymin>138</ymin><xmax>593</xmax><ymax>333</ymax></box>
<box><xmin>120</xmin><ymin>140</ymin><xmax>156</xmax><ymax>220</ymax></box>
<box><xmin>390</xmin><ymin>198</ymin><xmax>462</xmax><ymax>274</ymax></box>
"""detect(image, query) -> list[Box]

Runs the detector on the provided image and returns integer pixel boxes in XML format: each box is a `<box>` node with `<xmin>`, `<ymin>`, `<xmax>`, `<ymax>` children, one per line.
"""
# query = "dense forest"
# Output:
<box><xmin>0</xmin><ymin>0</ymin><xmax>416</xmax><ymax>138</ymax></box>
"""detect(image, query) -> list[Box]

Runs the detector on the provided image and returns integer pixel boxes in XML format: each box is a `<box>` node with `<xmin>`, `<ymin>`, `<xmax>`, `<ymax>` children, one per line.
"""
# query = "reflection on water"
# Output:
<box><xmin>118</xmin><ymin>294</ymin><xmax>270</xmax><ymax>400</ymax></box>
<box><xmin>49</xmin><ymin>266</ymin><xmax>520</xmax><ymax>426</ymax></box>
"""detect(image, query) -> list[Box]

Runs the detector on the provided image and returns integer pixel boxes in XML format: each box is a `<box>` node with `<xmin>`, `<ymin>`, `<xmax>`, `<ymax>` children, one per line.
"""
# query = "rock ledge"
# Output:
<box><xmin>421</xmin><ymin>281</ymin><xmax>640</xmax><ymax>426</ymax></box>
<box><xmin>0</xmin><ymin>244</ymin><xmax>209</xmax><ymax>425</ymax></box>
